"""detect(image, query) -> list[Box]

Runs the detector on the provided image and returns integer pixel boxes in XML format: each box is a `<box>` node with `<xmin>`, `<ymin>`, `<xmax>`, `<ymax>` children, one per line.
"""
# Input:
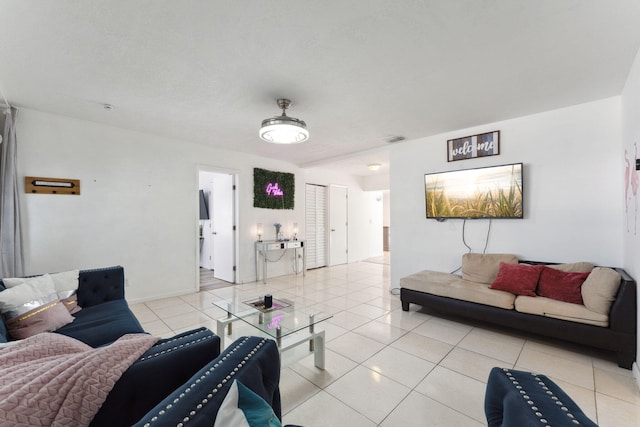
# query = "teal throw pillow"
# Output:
<box><xmin>214</xmin><ymin>379</ymin><xmax>282</xmax><ymax>427</ymax></box>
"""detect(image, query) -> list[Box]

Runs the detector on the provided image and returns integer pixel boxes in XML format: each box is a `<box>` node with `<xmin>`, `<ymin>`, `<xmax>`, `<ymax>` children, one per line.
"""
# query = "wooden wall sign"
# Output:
<box><xmin>447</xmin><ymin>130</ymin><xmax>500</xmax><ymax>162</ymax></box>
<box><xmin>25</xmin><ymin>177</ymin><xmax>80</xmax><ymax>195</ymax></box>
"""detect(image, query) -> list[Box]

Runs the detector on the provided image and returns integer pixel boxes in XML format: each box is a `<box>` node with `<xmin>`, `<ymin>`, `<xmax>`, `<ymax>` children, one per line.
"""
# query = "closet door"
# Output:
<box><xmin>305</xmin><ymin>184</ymin><xmax>327</xmax><ymax>269</ymax></box>
<box><xmin>329</xmin><ymin>185</ymin><xmax>348</xmax><ymax>266</ymax></box>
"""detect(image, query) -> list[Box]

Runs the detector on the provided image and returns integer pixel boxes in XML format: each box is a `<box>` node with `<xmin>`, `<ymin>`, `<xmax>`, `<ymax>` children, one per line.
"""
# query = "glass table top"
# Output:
<box><xmin>213</xmin><ymin>295</ymin><xmax>332</xmax><ymax>339</ymax></box>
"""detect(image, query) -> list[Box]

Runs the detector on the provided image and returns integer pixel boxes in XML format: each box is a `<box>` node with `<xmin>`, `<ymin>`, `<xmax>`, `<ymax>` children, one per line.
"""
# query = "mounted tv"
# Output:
<box><xmin>199</xmin><ymin>189</ymin><xmax>209</xmax><ymax>220</ymax></box>
<box><xmin>425</xmin><ymin>163</ymin><xmax>523</xmax><ymax>219</ymax></box>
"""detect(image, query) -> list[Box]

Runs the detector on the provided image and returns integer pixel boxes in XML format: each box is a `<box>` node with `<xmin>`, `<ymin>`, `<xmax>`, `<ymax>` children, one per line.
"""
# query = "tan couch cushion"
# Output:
<box><xmin>547</xmin><ymin>262</ymin><xmax>594</xmax><ymax>273</ymax></box>
<box><xmin>581</xmin><ymin>267</ymin><xmax>621</xmax><ymax>315</ymax></box>
<box><xmin>400</xmin><ymin>270</ymin><xmax>461</xmax><ymax>289</ymax></box>
<box><xmin>514</xmin><ymin>295</ymin><xmax>608</xmax><ymax>327</ymax></box>
<box><xmin>400</xmin><ymin>270</ymin><xmax>516</xmax><ymax>309</ymax></box>
<box><xmin>461</xmin><ymin>253</ymin><xmax>518</xmax><ymax>284</ymax></box>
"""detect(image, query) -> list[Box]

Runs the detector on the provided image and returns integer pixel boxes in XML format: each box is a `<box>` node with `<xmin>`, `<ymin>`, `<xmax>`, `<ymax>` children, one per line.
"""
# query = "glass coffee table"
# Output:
<box><xmin>214</xmin><ymin>295</ymin><xmax>332</xmax><ymax>369</ymax></box>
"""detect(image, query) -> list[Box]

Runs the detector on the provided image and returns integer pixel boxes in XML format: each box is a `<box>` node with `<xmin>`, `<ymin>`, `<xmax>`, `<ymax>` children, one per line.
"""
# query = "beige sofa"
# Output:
<box><xmin>400</xmin><ymin>253</ymin><xmax>637</xmax><ymax>368</ymax></box>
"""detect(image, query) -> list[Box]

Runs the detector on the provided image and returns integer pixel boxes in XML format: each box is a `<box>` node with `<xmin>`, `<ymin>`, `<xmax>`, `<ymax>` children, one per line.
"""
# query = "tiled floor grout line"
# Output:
<box><xmin>365</xmin><ymin>319</ymin><xmax>492</xmax><ymax>425</ymax></box>
<box><xmin>373</xmin><ymin>341</ymin><xmax>481</xmax><ymax>426</ymax></box>
<box><xmin>132</xmin><ymin>261</ymin><xmax>640</xmax><ymax>427</ymax></box>
<box><xmin>319</xmin><ymin>312</ymin><xmax>489</xmax><ymax>425</ymax></box>
<box><xmin>302</xmin><ymin>315</ymin><xmax>412</xmax><ymax>426</ymax></box>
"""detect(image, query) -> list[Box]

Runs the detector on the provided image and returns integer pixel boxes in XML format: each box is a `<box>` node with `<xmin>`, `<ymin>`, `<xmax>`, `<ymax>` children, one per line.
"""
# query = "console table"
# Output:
<box><xmin>255</xmin><ymin>240</ymin><xmax>306</xmax><ymax>284</ymax></box>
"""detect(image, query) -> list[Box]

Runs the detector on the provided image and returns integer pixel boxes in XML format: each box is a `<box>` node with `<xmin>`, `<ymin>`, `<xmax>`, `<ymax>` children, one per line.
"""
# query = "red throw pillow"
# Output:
<box><xmin>537</xmin><ymin>266</ymin><xmax>590</xmax><ymax>304</ymax></box>
<box><xmin>490</xmin><ymin>262</ymin><xmax>543</xmax><ymax>297</ymax></box>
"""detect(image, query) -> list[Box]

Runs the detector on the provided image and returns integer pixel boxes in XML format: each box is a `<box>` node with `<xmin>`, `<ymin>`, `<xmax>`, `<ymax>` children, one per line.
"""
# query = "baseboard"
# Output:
<box><xmin>128</xmin><ymin>287</ymin><xmax>198</xmax><ymax>304</ymax></box>
<box><xmin>633</xmin><ymin>361</ymin><xmax>640</xmax><ymax>393</ymax></box>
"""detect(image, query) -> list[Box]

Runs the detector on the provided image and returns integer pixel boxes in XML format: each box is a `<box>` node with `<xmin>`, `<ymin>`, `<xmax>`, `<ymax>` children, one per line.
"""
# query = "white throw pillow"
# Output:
<box><xmin>4</xmin><ymin>269</ymin><xmax>79</xmax><ymax>293</ymax></box>
<box><xmin>0</xmin><ymin>275</ymin><xmax>74</xmax><ymax>338</ymax></box>
<box><xmin>0</xmin><ymin>274</ymin><xmax>58</xmax><ymax>314</ymax></box>
<box><xmin>50</xmin><ymin>269</ymin><xmax>80</xmax><ymax>292</ymax></box>
<box><xmin>3</xmin><ymin>270</ymin><xmax>80</xmax><ymax>312</ymax></box>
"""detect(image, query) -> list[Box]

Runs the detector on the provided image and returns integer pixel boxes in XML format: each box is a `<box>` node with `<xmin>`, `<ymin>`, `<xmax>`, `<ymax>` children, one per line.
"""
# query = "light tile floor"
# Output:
<box><xmin>130</xmin><ymin>261</ymin><xmax>640</xmax><ymax>426</ymax></box>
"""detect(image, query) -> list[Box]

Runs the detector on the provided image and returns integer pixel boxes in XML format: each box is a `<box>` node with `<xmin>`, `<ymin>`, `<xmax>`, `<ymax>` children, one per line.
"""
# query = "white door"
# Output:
<box><xmin>212</xmin><ymin>173</ymin><xmax>235</xmax><ymax>282</ymax></box>
<box><xmin>329</xmin><ymin>185</ymin><xmax>348</xmax><ymax>266</ymax></box>
<box><xmin>305</xmin><ymin>184</ymin><xmax>327</xmax><ymax>269</ymax></box>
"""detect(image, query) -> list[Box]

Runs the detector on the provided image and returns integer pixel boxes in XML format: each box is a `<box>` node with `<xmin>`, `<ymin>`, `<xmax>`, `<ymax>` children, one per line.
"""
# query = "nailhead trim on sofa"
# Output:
<box><xmin>139</xmin><ymin>331</ymin><xmax>216</xmax><ymax>362</ymax></box>
<box><xmin>141</xmin><ymin>336</ymin><xmax>268</xmax><ymax>426</ymax></box>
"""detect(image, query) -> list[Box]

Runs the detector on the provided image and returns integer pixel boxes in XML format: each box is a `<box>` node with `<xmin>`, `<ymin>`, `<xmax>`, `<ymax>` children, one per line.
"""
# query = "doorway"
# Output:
<box><xmin>364</xmin><ymin>190</ymin><xmax>389</xmax><ymax>265</ymax></box>
<box><xmin>198</xmin><ymin>168</ymin><xmax>238</xmax><ymax>289</ymax></box>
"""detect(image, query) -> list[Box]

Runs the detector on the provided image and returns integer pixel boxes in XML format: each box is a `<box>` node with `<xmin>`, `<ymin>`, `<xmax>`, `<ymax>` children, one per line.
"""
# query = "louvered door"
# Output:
<box><xmin>305</xmin><ymin>184</ymin><xmax>327</xmax><ymax>269</ymax></box>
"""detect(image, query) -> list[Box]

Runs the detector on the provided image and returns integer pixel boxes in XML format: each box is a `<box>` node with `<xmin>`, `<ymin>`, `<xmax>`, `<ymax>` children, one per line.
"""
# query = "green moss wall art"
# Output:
<box><xmin>253</xmin><ymin>168</ymin><xmax>295</xmax><ymax>209</ymax></box>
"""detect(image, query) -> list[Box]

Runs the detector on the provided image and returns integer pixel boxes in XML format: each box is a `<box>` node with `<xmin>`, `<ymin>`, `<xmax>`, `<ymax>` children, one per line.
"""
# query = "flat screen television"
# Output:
<box><xmin>199</xmin><ymin>189</ymin><xmax>209</xmax><ymax>220</ymax></box>
<box><xmin>425</xmin><ymin>163</ymin><xmax>523</xmax><ymax>219</ymax></box>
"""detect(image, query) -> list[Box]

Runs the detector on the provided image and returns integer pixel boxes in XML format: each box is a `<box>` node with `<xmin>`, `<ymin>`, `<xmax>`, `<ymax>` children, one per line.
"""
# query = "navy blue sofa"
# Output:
<box><xmin>0</xmin><ymin>266</ymin><xmax>285</xmax><ymax>426</ymax></box>
<box><xmin>135</xmin><ymin>336</ymin><xmax>283</xmax><ymax>427</ymax></box>
<box><xmin>485</xmin><ymin>367</ymin><xmax>597</xmax><ymax>426</ymax></box>
<box><xmin>92</xmin><ymin>326</ymin><xmax>221</xmax><ymax>426</ymax></box>
<box><xmin>0</xmin><ymin>265</ymin><xmax>149</xmax><ymax>347</ymax></box>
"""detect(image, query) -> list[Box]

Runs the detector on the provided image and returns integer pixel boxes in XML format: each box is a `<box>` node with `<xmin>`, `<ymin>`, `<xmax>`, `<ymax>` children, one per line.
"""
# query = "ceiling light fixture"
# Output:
<box><xmin>368</xmin><ymin>163</ymin><xmax>382</xmax><ymax>171</ymax></box>
<box><xmin>259</xmin><ymin>99</ymin><xmax>309</xmax><ymax>144</ymax></box>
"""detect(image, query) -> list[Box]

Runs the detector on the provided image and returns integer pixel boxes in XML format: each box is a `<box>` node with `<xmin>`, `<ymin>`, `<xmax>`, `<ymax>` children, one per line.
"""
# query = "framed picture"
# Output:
<box><xmin>447</xmin><ymin>130</ymin><xmax>500</xmax><ymax>162</ymax></box>
<box><xmin>253</xmin><ymin>168</ymin><xmax>295</xmax><ymax>209</ymax></box>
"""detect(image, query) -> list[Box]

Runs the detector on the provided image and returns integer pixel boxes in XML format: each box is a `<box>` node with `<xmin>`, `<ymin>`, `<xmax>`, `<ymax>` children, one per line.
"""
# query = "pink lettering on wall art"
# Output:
<box><xmin>266</xmin><ymin>183</ymin><xmax>284</xmax><ymax>197</ymax></box>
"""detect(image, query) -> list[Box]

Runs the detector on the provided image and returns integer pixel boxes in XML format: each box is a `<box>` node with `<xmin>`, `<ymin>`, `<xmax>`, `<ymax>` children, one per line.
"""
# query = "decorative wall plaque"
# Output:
<box><xmin>25</xmin><ymin>176</ymin><xmax>80</xmax><ymax>195</ymax></box>
<box><xmin>253</xmin><ymin>168</ymin><xmax>294</xmax><ymax>209</ymax></box>
<box><xmin>447</xmin><ymin>130</ymin><xmax>500</xmax><ymax>162</ymax></box>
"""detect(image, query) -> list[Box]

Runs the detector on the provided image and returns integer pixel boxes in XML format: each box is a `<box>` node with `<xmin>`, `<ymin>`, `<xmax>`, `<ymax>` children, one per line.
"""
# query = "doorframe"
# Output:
<box><xmin>195</xmin><ymin>165</ymin><xmax>240</xmax><ymax>291</ymax></box>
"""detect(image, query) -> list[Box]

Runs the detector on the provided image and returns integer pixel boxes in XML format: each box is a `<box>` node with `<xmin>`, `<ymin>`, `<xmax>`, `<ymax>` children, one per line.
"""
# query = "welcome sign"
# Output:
<box><xmin>447</xmin><ymin>130</ymin><xmax>500</xmax><ymax>162</ymax></box>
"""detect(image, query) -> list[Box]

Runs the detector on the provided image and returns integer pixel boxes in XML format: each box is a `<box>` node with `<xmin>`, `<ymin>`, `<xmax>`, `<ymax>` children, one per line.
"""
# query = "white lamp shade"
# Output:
<box><xmin>259</xmin><ymin>122</ymin><xmax>309</xmax><ymax>144</ymax></box>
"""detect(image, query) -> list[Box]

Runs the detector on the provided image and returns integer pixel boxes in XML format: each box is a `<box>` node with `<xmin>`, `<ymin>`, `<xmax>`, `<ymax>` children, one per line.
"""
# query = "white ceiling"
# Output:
<box><xmin>1</xmin><ymin>1</ymin><xmax>640</xmax><ymax>177</ymax></box>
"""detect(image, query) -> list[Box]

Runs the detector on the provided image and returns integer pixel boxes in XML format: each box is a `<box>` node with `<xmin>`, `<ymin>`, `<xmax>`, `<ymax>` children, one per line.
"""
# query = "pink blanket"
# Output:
<box><xmin>0</xmin><ymin>332</ymin><xmax>158</xmax><ymax>426</ymax></box>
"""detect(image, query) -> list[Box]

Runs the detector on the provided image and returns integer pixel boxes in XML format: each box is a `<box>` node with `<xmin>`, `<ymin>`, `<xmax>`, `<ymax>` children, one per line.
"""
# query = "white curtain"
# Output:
<box><xmin>0</xmin><ymin>107</ymin><xmax>24</xmax><ymax>277</ymax></box>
